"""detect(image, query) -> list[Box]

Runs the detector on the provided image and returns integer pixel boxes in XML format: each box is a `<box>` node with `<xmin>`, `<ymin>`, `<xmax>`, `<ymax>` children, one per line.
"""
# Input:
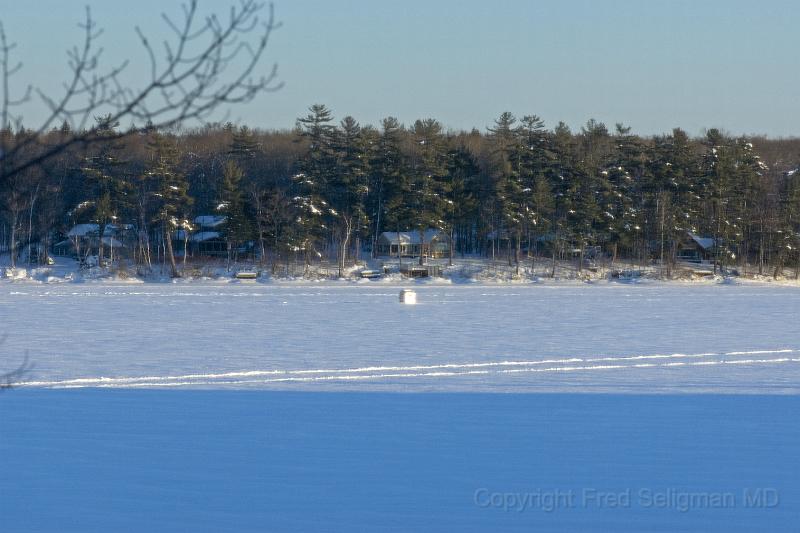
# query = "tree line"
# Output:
<box><xmin>3</xmin><ymin>104</ymin><xmax>800</xmax><ymax>278</ymax></box>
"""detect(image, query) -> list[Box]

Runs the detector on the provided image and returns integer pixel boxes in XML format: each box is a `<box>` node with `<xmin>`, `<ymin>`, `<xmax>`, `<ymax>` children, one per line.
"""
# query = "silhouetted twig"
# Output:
<box><xmin>0</xmin><ymin>353</ymin><xmax>32</xmax><ymax>390</ymax></box>
<box><xmin>0</xmin><ymin>335</ymin><xmax>34</xmax><ymax>390</ymax></box>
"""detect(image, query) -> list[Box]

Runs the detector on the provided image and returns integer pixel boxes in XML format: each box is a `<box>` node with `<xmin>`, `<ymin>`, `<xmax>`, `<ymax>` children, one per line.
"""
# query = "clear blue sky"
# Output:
<box><xmin>3</xmin><ymin>0</ymin><xmax>800</xmax><ymax>136</ymax></box>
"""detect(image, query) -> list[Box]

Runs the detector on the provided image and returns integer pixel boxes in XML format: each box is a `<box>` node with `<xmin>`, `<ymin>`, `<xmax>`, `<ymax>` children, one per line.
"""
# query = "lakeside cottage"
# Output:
<box><xmin>53</xmin><ymin>223</ymin><xmax>135</xmax><ymax>259</ymax></box>
<box><xmin>191</xmin><ymin>215</ymin><xmax>228</xmax><ymax>256</ymax></box>
<box><xmin>173</xmin><ymin>215</ymin><xmax>229</xmax><ymax>257</ymax></box>
<box><xmin>676</xmin><ymin>232</ymin><xmax>716</xmax><ymax>262</ymax></box>
<box><xmin>375</xmin><ymin>230</ymin><xmax>449</xmax><ymax>258</ymax></box>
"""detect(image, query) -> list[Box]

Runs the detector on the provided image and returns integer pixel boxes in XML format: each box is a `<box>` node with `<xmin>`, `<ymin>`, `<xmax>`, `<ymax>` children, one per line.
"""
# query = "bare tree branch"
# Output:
<box><xmin>0</xmin><ymin>335</ymin><xmax>33</xmax><ymax>391</ymax></box>
<box><xmin>0</xmin><ymin>354</ymin><xmax>32</xmax><ymax>390</ymax></box>
<box><xmin>0</xmin><ymin>0</ymin><xmax>282</xmax><ymax>188</ymax></box>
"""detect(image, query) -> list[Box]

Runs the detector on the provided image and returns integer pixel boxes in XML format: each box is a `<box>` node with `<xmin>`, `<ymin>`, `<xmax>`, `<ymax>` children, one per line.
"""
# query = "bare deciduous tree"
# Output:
<box><xmin>0</xmin><ymin>0</ymin><xmax>281</xmax><ymax>188</ymax></box>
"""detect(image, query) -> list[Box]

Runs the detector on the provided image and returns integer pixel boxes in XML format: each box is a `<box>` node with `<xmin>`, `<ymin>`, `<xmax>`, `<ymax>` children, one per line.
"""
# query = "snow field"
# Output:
<box><xmin>2</xmin><ymin>391</ymin><xmax>798</xmax><ymax>532</ymax></box>
<box><xmin>3</xmin><ymin>282</ymin><xmax>800</xmax><ymax>392</ymax></box>
<box><xmin>3</xmin><ymin>283</ymin><xmax>800</xmax><ymax>531</ymax></box>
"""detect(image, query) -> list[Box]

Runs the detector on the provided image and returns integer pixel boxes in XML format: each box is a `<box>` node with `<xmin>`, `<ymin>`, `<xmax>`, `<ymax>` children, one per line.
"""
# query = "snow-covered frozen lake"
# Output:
<box><xmin>3</xmin><ymin>282</ymin><xmax>800</xmax><ymax>392</ymax></box>
<box><xmin>2</xmin><ymin>282</ymin><xmax>800</xmax><ymax>531</ymax></box>
<box><xmin>2</xmin><ymin>391</ymin><xmax>798</xmax><ymax>532</ymax></box>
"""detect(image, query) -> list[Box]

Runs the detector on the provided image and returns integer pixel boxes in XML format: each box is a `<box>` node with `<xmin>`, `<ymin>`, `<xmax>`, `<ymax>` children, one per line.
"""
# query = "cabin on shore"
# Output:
<box><xmin>172</xmin><ymin>215</ymin><xmax>229</xmax><ymax>257</ymax></box>
<box><xmin>375</xmin><ymin>230</ymin><xmax>449</xmax><ymax>258</ymax></box>
<box><xmin>676</xmin><ymin>232</ymin><xmax>716</xmax><ymax>262</ymax></box>
<box><xmin>53</xmin><ymin>223</ymin><xmax>135</xmax><ymax>259</ymax></box>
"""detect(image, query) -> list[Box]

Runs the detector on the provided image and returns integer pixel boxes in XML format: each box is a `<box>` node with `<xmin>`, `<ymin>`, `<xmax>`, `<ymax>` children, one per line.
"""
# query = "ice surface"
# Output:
<box><xmin>1</xmin><ymin>392</ymin><xmax>798</xmax><ymax>532</ymax></box>
<box><xmin>3</xmin><ymin>282</ymin><xmax>800</xmax><ymax>392</ymax></box>
<box><xmin>3</xmin><ymin>283</ymin><xmax>799</xmax><ymax>531</ymax></box>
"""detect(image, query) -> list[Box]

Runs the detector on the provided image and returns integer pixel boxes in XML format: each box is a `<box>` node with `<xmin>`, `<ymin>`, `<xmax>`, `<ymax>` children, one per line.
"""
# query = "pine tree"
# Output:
<box><xmin>649</xmin><ymin>128</ymin><xmax>699</xmax><ymax>275</ymax></box>
<box><xmin>293</xmin><ymin>104</ymin><xmax>339</xmax><ymax>270</ymax></box>
<box><xmin>487</xmin><ymin>112</ymin><xmax>520</xmax><ymax>266</ymax></box>
<box><xmin>228</xmin><ymin>126</ymin><xmax>261</xmax><ymax>161</ymax></box>
<box><xmin>530</xmin><ymin>172</ymin><xmax>554</xmax><ymax>273</ymax></box>
<box><xmin>778</xmin><ymin>170</ymin><xmax>800</xmax><ymax>278</ymax></box>
<box><xmin>701</xmin><ymin>129</ymin><xmax>738</xmax><ymax>273</ymax></box>
<box><xmin>408</xmin><ymin>118</ymin><xmax>449</xmax><ymax>265</ymax></box>
<box><xmin>80</xmin><ymin>115</ymin><xmax>130</xmax><ymax>266</ymax></box>
<box><xmin>515</xmin><ymin>115</ymin><xmax>551</xmax><ymax>274</ymax></box>
<box><xmin>731</xmin><ymin>139</ymin><xmax>769</xmax><ymax>273</ymax></box>
<box><xmin>605</xmin><ymin>123</ymin><xmax>645</xmax><ymax>267</ymax></box>
<box><xmin>548</xmin><ymin>121</ymin><xmax>577</xmax><ymax>277</ymax></box>
<box><xmin>445</xmin><ymin>145</ymin><xmax>480</xmax><ymax>264</ymax></box>
<box><xmin>218</xmin><ymin>160</ymin><xmax>252</xmax><ymax>265</ymax></box>
<box><xmin>147</xmin><ymin>132</ymin><xmax>193</xmax><ymax>277</ymax></box>
<box><xmin>253</xmin><ymin>187</ymin><xmax>293</xmax><ymax>272</ymax></box>
<box><xmin>571</xmin><ymin>119</ymin><xmax>611</xmax><ymax>272</ymax></box>
<box><xmin>374</xmin><ymin>117</ymin><xmax>409</xmax><ymax>260</ymax></box>
<box><xmin>330</xmin><ymin>116</ymin><xmax>372</xmax><ymax>274</ymax></box>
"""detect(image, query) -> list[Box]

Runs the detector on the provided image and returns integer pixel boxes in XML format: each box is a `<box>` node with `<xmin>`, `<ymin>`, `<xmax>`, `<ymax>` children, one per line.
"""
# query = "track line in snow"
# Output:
<box><xmin>60</xmin><ymin>357</ymin><xmax>800</xmax><ymax>388</ymax></box>
<box><xmin>19</xmin><ymin>348</ymin><xmax>800</xmax><ymax>389</ymax></box>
